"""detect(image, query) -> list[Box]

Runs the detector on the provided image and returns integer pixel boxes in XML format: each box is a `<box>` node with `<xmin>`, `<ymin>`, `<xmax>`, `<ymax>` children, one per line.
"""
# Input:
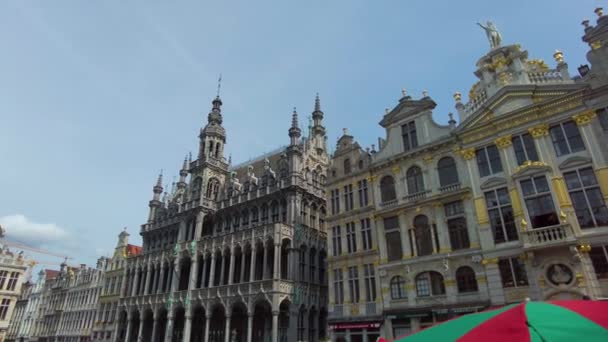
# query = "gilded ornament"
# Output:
<box><xmin>577</xmin><ymin>244</ymin><xmax>592</xmax><ymax>253</ymax></box>
<box><xmin>423</xmin><ymin>155</ymin><xmax>434</xmax><ymax>164</ymax></box>
<box><xmin>391</xmin><ymin>166</ymin><xmax>400</xmax><ymax>174</ymax></box>
<box><xmin>459</xmin><ymin>148</ymin><xmax>476</xmax><ymax>160</ymax></box>
<box><xmin>468</xmin><ymin>82</ymin><xmax>480</xmax><ymax>100</ymax></box>
<box><xmin>513</xmin><ymin>160</ymin><xmax>549</xmax><ymax>174</ymax></box>
<box><xmin>481</xmin><ymin>257</ymin><xmax>499</xmax><ymax>265</ymax></box>
<box><xmin>494</xmin><ymin>135</ymin><xmax>513</xmax><ymax>149</ymax></box>
<box><xmin>591</xmin><ymin>41</ymin><xmax>602</xmax><ymax>50</ymax></box>
<box><xmin>527</xmin><ymin>59</ymin><xmax>549</xmax><ymax>71</ymax></box>
<box><xmin>521</xmin><ymin>218</ymin><xmax>528</xmax><ymax>231</ymax></box>
<box><xmin>528</xmin><ymin>124</ymin><xmax>549</xmax><ymax>138</ymax></box>
<box><xmin>572</xmin><ymin>110</ymin><xmax>597</xmax><ymax>126</ymax></box>
<box><xmin>553</xmin><ymin>50</ymin><xmax>564</xmax><ymax>64</ymax></box>
<box><xmin>453</xmin><ymin>92</ymin><xmax>462</xmax><ymax>102</ymax></box>
<box><xmin>559</xmin><ymin>210</ymin><xmax>567</xmax><ymax>222</ymax></box>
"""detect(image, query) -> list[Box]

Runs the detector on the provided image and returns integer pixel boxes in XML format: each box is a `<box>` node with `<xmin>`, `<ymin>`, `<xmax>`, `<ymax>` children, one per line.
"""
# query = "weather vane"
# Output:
<box><xmin>217</xmin><ymin>73</ymin><xmax>222</xmax><ymax>97</ymax></box>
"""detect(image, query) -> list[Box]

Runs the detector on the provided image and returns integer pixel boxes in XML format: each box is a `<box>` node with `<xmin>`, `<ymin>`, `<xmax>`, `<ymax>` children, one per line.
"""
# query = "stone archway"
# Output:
<box><xmin>116</xmin><ymin>310</ymin><xmax>128</xmax><ymax>342</ymax></box>
<box><xmin>230</xmin><ymin>302</ymin><xmax>248</xmax><ymax>342</ymax></box>
<box><xmin>172</xmin><ymin>307</ymin><xmax>186</xmax><ymax>342</ymax></box>
<box><xmin>190</xmin><ymin>305</ymin><xmax>206</xmax><ymax>342</ymax></box>
<box><xmin>155</xmin><ymin>308</ymin><xmax>168</xmax><ymax>342</ymax></box>
<box><xmin>252</xmin><ymin>300</ymin><xmax>272</xmax><ymax>342</ymax></box>
<box><xmin>209</xmin><ymin>305</ymin><xmax>226</xmax><ymax>342</ymax></box>
<box><xmin>129</xmin><ymin>310</ymin><xmax>140</xmax><ymax>342</ymax></box>
<box><xmin>278</xmin><ymin>299</ymin><xmax>291</xmax><ymax>342</ymax></box>
<box><xmin>318</xmin><ymin>307</ymin><xmax>328</xmax><ymax>341</ymax></box>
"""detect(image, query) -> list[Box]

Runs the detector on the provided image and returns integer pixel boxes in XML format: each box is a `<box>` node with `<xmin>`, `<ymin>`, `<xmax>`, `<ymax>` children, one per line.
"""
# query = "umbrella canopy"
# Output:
<box><xmin>394</xmin><ymin>300</ymin><xmax>608</xmax><ymax>342</ymax></box>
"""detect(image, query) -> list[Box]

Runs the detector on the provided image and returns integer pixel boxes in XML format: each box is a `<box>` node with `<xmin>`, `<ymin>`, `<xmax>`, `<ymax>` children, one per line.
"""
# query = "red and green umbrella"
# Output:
<box><xmin>392</xmin><ymin>300</ymin><xmax>608</xmax><ymax>341</ymax></box>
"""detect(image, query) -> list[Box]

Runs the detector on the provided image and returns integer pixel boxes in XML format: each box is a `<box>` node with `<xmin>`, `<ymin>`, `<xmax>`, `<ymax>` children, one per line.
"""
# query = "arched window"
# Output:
<box><xmin>414</xmin><ymin>215</ymin><xmax>433</xmax><ymax>256</ymax></box>
<box><xmin>344</xmin><ymin>159</ymin><xmax>352</xmax><ymax>175</ymax></box>
<box><xmin>380</xmin><ymin>176</ymin><xmax>397</xmax><ymax>203</ymax></box>
<box><xmin>232</xmin><ymin>213</ymin><xmax>240</xmax><ymax>229</ymax></box>
<box><xmin>215</xmin><ymin>143</ymin><xmax>221</xmax><ymax>158</ymax></box>
<box><xmin>261</xmin><ymin>175</ymin><xmax>268</xmax><ymax>187</ymax></box>
<box><xmin>406</xmin><ymin>166</ymin><xmax>424</xmax><ymax>194</ymax></box>
<box><xmin>312</xmin><ymin>171</ymin><xmax>319</xmax><ymax>187</ymax></box>
<box><xmin>280</xmin><ymin>168</ymin><xmax>288</xmax><ymax>179</ymax></box>
<box><xmin>206</xmin><ymin>178</ymin><xmax>220</xmax><ymax>200</ymax></box>
<box><xmin>242</xmin><ymin>209</ymin><xmax>249</xmax><ymax>227</ymax></box>
<box><xmin>208</xmin><ymin>141</ymin><xmax>214</xmax><ymax>157</ymax></box>
<box><xmin>415</xmin><ymin>271</ymin><xmax>445</xmax><ymax>297</ymax></box>
<box><xmin>243</xmin><ymin>181</ymin><xmax>250</xmax><ymax>193</ymax></box>
<box><xmin>390</xmin><ymin>276</ymin><xmax>407</xmax><ymax>299</ymax></box>
<box><xmin>271</xmin><ymin>201</ymin><xmax>279</xmax><ymax>222</ymax></box>
<box><xmin>251</xmin><ymin>207</ymin><xmax>259</xmax><ymax>225</ymax></box>
<box><xmin>456</xmin><ymin>266</ymin><xmax>478</xmax><ymax>293</ymax></box>
<box><xmin>358</xmin><ymin>159</ymin><xmax>364</xmax><ymax>170</ymax></box>
<box><xmin>281</xmin><ymin>199</ymin><xmax>288</xmax><ymax>222</ymax></box>
<box><xmin>438</xmin><ymin>157</ymin><xmax>459</xmax><ymax>187</ymax></box>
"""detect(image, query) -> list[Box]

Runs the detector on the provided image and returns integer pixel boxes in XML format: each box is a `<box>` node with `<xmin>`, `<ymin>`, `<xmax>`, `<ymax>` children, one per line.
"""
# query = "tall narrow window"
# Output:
<box><xmin>0</xmin><ymin>299</ymin><xmax>10</xmax><ymax>320</ymax></box>
<box><xmin>380</xmin><ymin>176</ymin><xmax>397</xmax><ymax>203</ymax></box>
<box><xmin>358</xmin><ymin>179</ymin><xmax>369</xmax><ymax>207</ymax></box>
<box><xmin>550</xmin><ymin>121</ymin><xmax>586</xmax><ymax>157</ymax></box>
<box><xmin>348</xmin><ymin>266</ymin><xmax>360</xmax><ymax>303</ymax></box>
<box><xmin>343</xmin><ymin>184</ymin><xmax>354</xmax><ymax>211</ymax></box>
<box><xmin>360</xmin><ymin>218</ymin><xmax>373</xmax><ymax>251</ymax></box>
<box><xmin>564</xmin><ymin>167</ymin><xmax>608</xmax><ymax>228</ymax></box>
<box><xmin>445</xmin><ymin>201</ymin><xmax>469</xmax><ymax>250</ymax></box>
<box><xmin>331</xmin><ymin>226</ymin><xmax>342</xmax><ymax>257</ymax></box>
<box><xmin>414</xmin><ymin>215</ymin><xmax>433</xmax><ymax>256</ymax></box>
<box><xmin>520</xmin><ymin>176</ymin><xmax>559</xmax><ymax>228</ymax></box>
<box><xmin>384</xmin><ymin>217</ymin><xmax>403</xmax><ymax>261</ymax></box>
<box><xmin>406</xmin><ymin>166</ymin><xmax>425</xmax><ymax>194</ymax></box>
<box><xmin>476</xmin><ymin>145</ymin><xmax>503</xmax><ymax>177</ymax></box>
<box><xmin>330</xmin><ymin>189</ymin><xmax>341</xmax><ymax>215</ymax></box>
<box><xmin>363</xmin><ymin>264</ymin><xmax>377</xmax><ymax>301</ymax></box>
<box><xmin>485</xmin><ymin>188</ymin><xmax>518</xmax><ymax>243</ymax></box>
<box><xmin>346</xmin><ymin>222</ymin><xmax>357</xmax><ymax>253</ymax></box>
<box><xmin>402</xmin><ymin>121</ymin><xmax>418</xmax><ymax>151</ymax></box>
<box><xmin>598</xmin><ymin>108</ymin><xmax>608</xmax><ymax>132</ymax></box>
<box><xmin>512</xmin><ymin>133</ymin><xmax>539</xmax><ymax>165</ymax></box>
<box><xmin>0</xmin><ymin>271</ymin><xmax>7</xmax><ymax>290</ymax></box>
<box><xmin>333</xmin><ymin>269</ymin><xmax>344</xmax><ymax>304</ymax></box>
<box><xmin>499</xmin><ymin>258</ymin><xmax>529</xmax><ymax>288</ymax></box>
<box><xmin>437</xmin><ymin>157</ymin><xmax>459</xmax><ymax>187</ymax></box>
<box><xmin>344</xmin><ymin>159</ymin><xmax>352</xmax><ymax>175</ymax></box>
<box><xmin>390</xmin><ymin>276</ymin><xmax>406</xmax><ymax>299</ymax></box>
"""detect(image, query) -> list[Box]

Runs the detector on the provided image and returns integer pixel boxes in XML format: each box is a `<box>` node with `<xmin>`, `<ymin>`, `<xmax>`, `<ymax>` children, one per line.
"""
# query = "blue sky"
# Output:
<box><xmin>0</xmin><ymin>0</ymin><xmax>602</xmax><ymax>269</ymax></box>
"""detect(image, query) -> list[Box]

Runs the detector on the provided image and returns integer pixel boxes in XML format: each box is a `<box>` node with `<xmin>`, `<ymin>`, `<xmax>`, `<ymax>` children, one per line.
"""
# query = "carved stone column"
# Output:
<box><xmin>182</xmin><ymin>307</ymin><xmax>192</xmax><ymax>342</ymax></box>
<box><xmin>271</xmin><ymin>310</ymin><xmax>279</xmax><ymax>342</ymax></box>
<box><xmin>249</xmin><ymin>246</ymin><xmax>257</xmax><ymax>282</ymax></box>
<box><xmin>190</xmin><ymin>254</ymin><xmax>199</xmax><ymax>290</ymax></box>
<box><xmin>224</xmin><ymin>314</ymin><xmax>232</xmax><ymax>342</ymax></box>
<box><xmin>273</xmin><ymin>243</ymin><xmax>281</xmax><ymax>279</ymax></box>
<box><xmin>208</xmin><ymin>253</ymin><xmax>216</xmax><ymax>287</ymax></box>
<box><xmin>144</xmin><ymin>263</ymin><xmax>153</xmax><ymax>295</ymax></box>
<box><xmin>247</xmin><ymin>312</ymin><xmax>254</xmax><ymax>342</ymax></box>
<box><xmin>203</xmin><ymin>314</ymin><xmax>211</xmax><ymax>342</ymax></box>
<box><xmin>228</xmin><ymin>246</ymin><xmax>236</xmax><ymax>285</ymax></box>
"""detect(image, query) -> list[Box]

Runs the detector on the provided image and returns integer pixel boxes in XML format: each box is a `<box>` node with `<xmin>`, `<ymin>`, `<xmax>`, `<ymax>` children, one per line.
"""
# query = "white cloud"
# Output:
<box><xmin>0</xmin><ymin>214</ymin><xmax>72</xmax><ymax>251</ymax></box>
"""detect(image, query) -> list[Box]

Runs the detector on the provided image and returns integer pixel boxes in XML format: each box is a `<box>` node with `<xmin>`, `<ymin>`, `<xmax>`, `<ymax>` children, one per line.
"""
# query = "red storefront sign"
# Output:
<box><xmin>330</xmin><ymin>322</ymin><xmax>382</xmax><ymax>330</ymax></box>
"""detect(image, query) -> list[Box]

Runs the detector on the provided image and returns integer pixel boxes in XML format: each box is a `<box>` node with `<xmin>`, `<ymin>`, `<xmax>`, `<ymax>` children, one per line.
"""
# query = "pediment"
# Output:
<box><xmin>480</xmin><ymin>176</ymin><xmax>507</xmax><ymax>190</ymax></box>
<box><xmin>559</xmin><ymin>155</ymin><xmax>592</xmax><ymax>170</ymax></box>
<box><xmin>379</xmin><ymin>96</ymin><xmax>436</xmax><ymax>127</ymax></box>
<box><xmin>511</xmin><ymin>161</ymin><xmax>552</xmax><ymax>179</ymax></box>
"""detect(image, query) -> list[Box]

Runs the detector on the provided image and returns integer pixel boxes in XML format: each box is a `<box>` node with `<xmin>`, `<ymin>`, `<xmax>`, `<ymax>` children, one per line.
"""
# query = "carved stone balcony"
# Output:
<box><xmin>404</xmin><ymin>190</ymin><xmax>431</xmax><ymax>203</ymax></box>
<box><xmin>439</xmin><ymin>183</ymin><xmax>461</xmax><ymax>193</ymax></box>
<box><xmin>521</xmin><ymin>224</ymin><xmax>575</xmax><ymax>248</ymax></box>
<box><xmin>380</xmin><ymin>199</ymin><xmax>398</xmax><ymax>208</ymax></box>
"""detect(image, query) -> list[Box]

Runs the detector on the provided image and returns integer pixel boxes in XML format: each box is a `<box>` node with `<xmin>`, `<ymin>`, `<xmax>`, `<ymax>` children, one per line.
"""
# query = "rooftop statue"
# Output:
<box><xmin>477</xmin><ymin>21</ymin><xmax>502</xmax><ymax>49</ymax></box>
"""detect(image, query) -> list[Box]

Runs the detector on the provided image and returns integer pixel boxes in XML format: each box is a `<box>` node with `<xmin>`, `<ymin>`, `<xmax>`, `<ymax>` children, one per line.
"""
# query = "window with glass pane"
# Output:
<box><xmin>520</xmin><ymin>176</ymin><xmax>559</xmax><ymax>228</ymax></box>
<box><xmin>348</xmin><ymin>266</ymin><xmax>360</xmax><ymax>303</ymax></box>
<box><xmin>444</xmin><ymin>201</ymin><xmax>469</xmax><ymax>250</ymax></box>
<box><xmin>358</xmin><ymin>179</ymin><xmax>369</xmax><ymax>207</ymax></box>
<box><xmin>390</xmin><ymin>276</ymin><xmax>406</xmax><ymax>299</ymax></box>
<box><xmin>590</xmin><ymin>246</ymin><xmax>608</xmax><ymax>279</ymax></box>
<box><xmin>380</xmin><ymin>176</ymin><xmax>397</xmax><ymax>203</ymax></box>
<box><xmin>346</xmin><ymin>222</ymin><xmax>357</xmax><ymax>253</ymax></box>
<box><xmin>438</xmin><ymin>157</ymin><xmax>459</xmax><ymax>187</ymax></box>
<box><xmin>512</xmin><ymin>133</ymin><xmax>539</xmax><ymax>165</ymax></box>
<box><xmin>456</xmin><ymin>266</ymin><xmax>478</xmax><ymax>293</ymax></box>
<box><xmin>331</xmin><ymin>226</ymin><xmax>342</xmax><ymax>256</ymax></box>
<box><xmin>333</xmin><ymin>269</ymin><xmax>344</xmax><ymax>304</ymax></box>
<box><xmin>550</xmin><ymin>121</ymin><xmax>586</xmax><ymax>157</ymax></box>
<box><xmin>0</xmin><ymin>299</ymin><xmax>9</xmax><ymax>320</ymax></box>
<box><xmin>0</xmin><ymin>271</ymin><xmax>7</xmax><ymax>290</ymax></box>
<box><xmin>344</xmin><ymin>159</ymin><xmax>351</xmax><ymax>175</ymax></box>
<box><xmin>498</xmin><ymin>258</ymin><xmax>529</xmax><ymax>288</ymax></box>
<box><xmin>415</xmin><ymin>272</ymin><xmax>445</xmax><ymax>297</ymax></box>
<box><xmin>476</xmin><ymin>145</ymin><xmax>503</xmax><ymax>177</ymax></box>
<box><xmin>406</xmin><ymin>166</ymin><xmax>425</xmax><ymax>194</ymax></box>
<box><xmin>384</xmin><ymin>216</ymin><xmax>402</xmax><ymax>261</ymax></box>
<box><xmin>360</xmin><ymin>218</ymin><xmax>373</xmax><ymax>251</ymax></box>
<box><xmin>598</xmin><ymin>108</ymin><xmax>608</xmax><ymax>131</ymax></box>
<box><xmin>485</xmin><ymin>188</ymin><xmax>518</xmax><ymax>243</ymax></box>
<box><xmin>343</xmin><ymin>184</ymin><xmax>354</xmax><ymax>211</ymax></box>
<box><xmin>413</xmin><ymin>215</ymin><xmax>433</xmax><ymax>256</ymax></box>
<box><xmin>331</xmin><ymin>189</ymin><xmax>340</xmax><ymax>215</ymax></box>
<box><xmin>364</xmin><ymin>264</ymin><xmax>377</xmax><ymax>301</ymax></box>
<box><xmin>402</xmin><ymin>121</ymin><xmax>418</xmax><ymax>151</ymax></box>
<box><xmin>564</xmin><ymin>167</ymin><xmax>608</xmax><ymax>228</ymax></box>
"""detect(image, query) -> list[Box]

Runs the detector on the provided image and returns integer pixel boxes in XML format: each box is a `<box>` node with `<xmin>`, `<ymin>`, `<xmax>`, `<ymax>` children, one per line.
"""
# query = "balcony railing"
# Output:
<box><xmin>439</xmin><ymin>183</ymin><xmax>461</xmax><ymax>193</ymax></box>
<box><xmin>330</xmin><ymin>304</ymin><xmax>344</xmax><ymax>318</ymax></box>
<box><xmin>521</xmin><ymin>224</ymin><xmax>574</xmax><ymax>248</ymax></box>
<box><xmin>404</xmin><ymin>189</ymin><xmax>431</xmax><ymax>202</ymax></box>
<box><xmin>380</xmin><ymin>199</ymin><xmax>398</xmax><ymax>208</ymax></box>
<box><xmin>527</xmin><ymin>70</ymin><xmax>563</xmax><ymax>84</ymax></box>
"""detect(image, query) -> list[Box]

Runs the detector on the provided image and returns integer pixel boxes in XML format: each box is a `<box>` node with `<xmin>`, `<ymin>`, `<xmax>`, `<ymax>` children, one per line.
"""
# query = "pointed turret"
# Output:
<box><xmin>178</xmin><ymin>155</ymin><xmax>188</xmax><ymax>188</ymax></box>
<box><xmin>199</xmin><ymin>94</ymin><xmax>227</xmax><ymax>161</ymax></box>
<box><xmin>289</xmin><ymin>107</ymin><xmax>301</xmax><ymax>145</ymax></box>
<box><xmin>311</xmin><ymin>93</ymin><xmax>326</xmax><ymax>136</ymax></box>
<box><xmin>148</xmin><ymin>171</ymin><xmax>164</xmax><ymax>222</ymax></box>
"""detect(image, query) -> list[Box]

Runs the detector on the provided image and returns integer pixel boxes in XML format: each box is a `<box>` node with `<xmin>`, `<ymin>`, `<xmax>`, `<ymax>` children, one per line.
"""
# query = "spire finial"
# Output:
<box><xmin>291</xmin><ymin>107</ymin><xmax>299</xmax><ymax>128</ymax></box>
<box><xmin>422</xmin><ymin>90</ymin><xmax>429</xmax><ymax>98</ymax></box>
<box><xmin>314</xmin><ymin>93</ymin><xmax>321</xmax><ymax>112</ymax></box>
<box><xmin>343</xmin><ymin>128</ymin><xmax>349</xmax><ymax>136</ymax></box>
<box><xmin>216</xmin><ymin>73</ymin><xmax>222</xmax><ymax>97</ymax></box>
<box><xmin>402</xmin><ymin>89</ymin><xmax>407</xmax><ymax>97</ymax></box>
<box><xmin>156</xmin><ymin>170</ymin><xmax>163</xmax><ymax>187</ymax></box>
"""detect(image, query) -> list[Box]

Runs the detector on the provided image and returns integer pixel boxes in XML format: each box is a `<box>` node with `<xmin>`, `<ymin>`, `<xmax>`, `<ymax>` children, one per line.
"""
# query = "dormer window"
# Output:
<box><xmin>402</xmin><ymin>121</ymin><xmax>418</xmax><ymax>151</ymax></box>
<box><xmin>344</xmin><ymin>159</ymin><xmax>352</xmax><ymax>175</ymax></box>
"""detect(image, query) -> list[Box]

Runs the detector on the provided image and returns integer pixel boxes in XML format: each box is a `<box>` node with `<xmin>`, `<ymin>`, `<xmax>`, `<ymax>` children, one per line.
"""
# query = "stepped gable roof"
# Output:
<box><xmin>126</xmin><ymin>244</ymin><xmax>142</xmax><ymax>257</ymax></box>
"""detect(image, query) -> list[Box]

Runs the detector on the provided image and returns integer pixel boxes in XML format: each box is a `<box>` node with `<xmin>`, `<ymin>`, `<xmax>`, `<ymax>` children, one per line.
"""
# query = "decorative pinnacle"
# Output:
<box><xmin>595</xmin><ymin>7</ymin><xmax>604</xmax><ymax>18</ymax></box>
<box><xmin>448</xmin><ymin>113</ymin><xmax>456</xmax><ymax>124</ymax></box>
<box><xmin>453</xmin><ymin>92</ymin><xmax>462</xmax><ymax>102</ymax></box>
<box><xmin>182</xmin><ymin>155</ymin><xmax>188</xmax><ymax>170</ymax></box>
<box><xmin>422</xmin><ymin>90</ymin><xmax>429</xmax><ymax>98</ymax></box>
<box><xmin>582</xmin><ymin>19</ymin><xmax>590</xmax><ymax>28</ymax></box>
<box><xmin>385</xmin><ymin>108</ymin><xmax>390</xmax><ymax>114</ymax></box>
<box><xmin>156</xmin><ymin>170</ymin><xmax>163</xmax><ymax>187</ymax></box>
<box><xmin>216</xmin><ymin>73</ymin><xmax>222</xmax><ymax>97</ymax></box>
<box><xmin>314</xmin><ymin>93</ymin><xmax>321</xmax><ymax>112</ymax></box>
<box><xmin>401</xmin><ymin>89</ymin><xmax>407</xmax><ymax>97</ymax></box>
<box><xmin>343</xmin><ymin>128</ymin><xmax>349</xmax><ymax>136</ymax></box>
<box><xmin>291</xmin><ymin>107</ymin><xmax>299</xmax><ymax>128</ymax></box>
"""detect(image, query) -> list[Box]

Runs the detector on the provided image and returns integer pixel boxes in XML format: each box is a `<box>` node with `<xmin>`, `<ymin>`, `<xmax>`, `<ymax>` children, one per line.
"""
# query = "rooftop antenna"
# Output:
<box><xmin>217</xmin><ymin>74</ymin><xmax>222</xmax><ymax>97</ymax></box>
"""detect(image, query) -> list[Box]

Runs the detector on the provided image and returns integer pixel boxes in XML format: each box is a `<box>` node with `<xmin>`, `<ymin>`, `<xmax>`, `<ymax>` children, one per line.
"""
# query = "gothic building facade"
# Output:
<box><xmin>116</xmin><ymin>96</ymin><xmax>330</xmax><ymax>342</ymax></box>
<box><xmin>326</xmin><ymin>7</ymin><xmax>608</xmax><ymax>341</ymax></box>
